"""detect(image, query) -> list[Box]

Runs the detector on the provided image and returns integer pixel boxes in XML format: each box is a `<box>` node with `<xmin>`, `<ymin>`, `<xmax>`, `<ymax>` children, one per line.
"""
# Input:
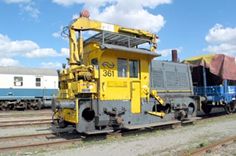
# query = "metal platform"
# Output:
<box><xmin>181</xmin><ymin>117</ymin><xmax>202</xmax><ymax>124</ymax></box>
<box><xmin>101</xmin><ymin>44</ymin><xmax>159</xmax><ymax>56</ymax></box>
<box><xmin>84</xmin><ymin>31</ymin><xmax>151</xmax><ymax>49</ymax></box>
<box><xmin>84</xmin><ymin>129</ymin><xmax>114</xmax><ymax>135</ymax></box>
<box><xmin>123</xmin><ymin>120</ymin><xmax>181</xmax><ymax>130</ymax></box>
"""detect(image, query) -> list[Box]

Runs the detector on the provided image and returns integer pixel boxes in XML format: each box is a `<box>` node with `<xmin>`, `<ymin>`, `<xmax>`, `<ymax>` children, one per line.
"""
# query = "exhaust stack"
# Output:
<box><xmin>171</xmin><ymin>49</ymin><xmax>178</xmax><ymax>62</ymax></box>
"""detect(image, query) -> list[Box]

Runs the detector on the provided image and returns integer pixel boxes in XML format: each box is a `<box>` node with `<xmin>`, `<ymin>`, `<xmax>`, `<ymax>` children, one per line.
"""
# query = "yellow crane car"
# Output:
<box><xmin>52</xmin><ymin>11</ymin><xmax>197</xmax><ymax>134</ymax></box>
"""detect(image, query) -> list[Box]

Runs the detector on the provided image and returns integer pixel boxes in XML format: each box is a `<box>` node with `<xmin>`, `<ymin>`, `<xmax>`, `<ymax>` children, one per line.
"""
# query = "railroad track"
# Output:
<box><xmin>0</xmin><ymin>110</ymin><xmax>51</xmax><ymax>118</ymax></box>
<box><xmin>0</xmin><ymin>119</ymin><xmax>199</xmax><ymax>153</ymax></box>
<box><xmin>0</xmin><ymin>112</ymin><xmax>234</xmax><ymax>154</ymax></box>
<box><xmin>0</xmin><ymin>119</ymin><xmax>52</xmax><ymax>127</ymax></box>
<box><xmin>0</xmin><ymin>113</ymin><xmax>51</xmax><ymax>118</ymax></box>
<box><xmin>0</xmin><ymin>132</ymin><xmax>83</xmax><ymax>152</ymax></box>
<box><xmin>184</xmin><ymin>135</ymin><xmax>236</xmax><ymax>156</ymax></box>
<box><xmin>0</xmin><ymin>119</ymin><xmax>192</xmax><ymax>153</ymax></box>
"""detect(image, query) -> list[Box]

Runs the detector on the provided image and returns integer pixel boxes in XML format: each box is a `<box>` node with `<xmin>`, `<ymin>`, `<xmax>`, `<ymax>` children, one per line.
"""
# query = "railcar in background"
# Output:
<box><xmin>0</xmin><ymin>66</ymin><xmax>58</xmax><ymax>110</ymax></box>
<box><xmin>184</xmin><ymin>54</ymin><xmax>236</xmax><ymax>114</ymax></box>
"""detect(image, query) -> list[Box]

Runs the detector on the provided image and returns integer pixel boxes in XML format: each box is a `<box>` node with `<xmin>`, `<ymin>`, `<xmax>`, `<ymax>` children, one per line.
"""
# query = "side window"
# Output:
<box><xmin>36</xmin><ymin>77</ymin><xmax>41</xmax><ymax>87</ymax></box>
<box><xmin>14</xmin><ymin>76</ymin><xmax>23</xmax><ymax>86</ymax></box>
<box><xmin>118</xmin><ymin>58</ymin><xmax>127</xmax><ymax>77</ymax></box>
<box><xmin>129</xmin><ymin>60</ymin><xmax>139</xmax><ymax>78</ymax></box>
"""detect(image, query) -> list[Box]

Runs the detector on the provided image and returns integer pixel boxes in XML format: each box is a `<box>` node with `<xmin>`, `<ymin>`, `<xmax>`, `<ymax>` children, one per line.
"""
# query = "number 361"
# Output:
<box><xmin>103</xmin><ymin>70</ymin><xmax>114</xmax><ymax>77</ymax></box>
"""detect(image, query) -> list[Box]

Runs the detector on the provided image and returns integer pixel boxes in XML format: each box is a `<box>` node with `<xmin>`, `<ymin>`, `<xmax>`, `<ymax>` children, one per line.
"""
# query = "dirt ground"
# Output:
<box><xmin>205</xmin><ymin>142</ymin><xmax>236</xmax><ymax>156</ymax></box>
<box><xmin>27</xmin><ymin>113</ymin><xmax>236</xmax><ymax>156</ymax></box>
<box><xmin>1</xmin><ymin>108</ymin><xmax>235</xmax><ymax>156</ymax></box>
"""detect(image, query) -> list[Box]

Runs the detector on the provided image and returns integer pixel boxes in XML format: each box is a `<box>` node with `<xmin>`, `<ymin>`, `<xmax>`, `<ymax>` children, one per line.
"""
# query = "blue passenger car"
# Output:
<box><xmin>0</xmin><ymin>66</ymin><xmax>58</xmax><ymax>110</ymax></box>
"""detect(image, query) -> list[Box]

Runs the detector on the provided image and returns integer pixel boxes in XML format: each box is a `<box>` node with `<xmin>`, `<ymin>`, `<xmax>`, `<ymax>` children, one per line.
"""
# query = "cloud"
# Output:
<box><xmin>0</xmin><ymin>33</ymin><xmax>68</xmax><ymax>58</ymax></box>
<box><xmin>205</xmin><ymin>24</ymin><xmax>236</xmax><ymax>44</ymax></box>
<box><xmin>60</xmin><ymin>48</ymin><xmax>69</xmax><ymax>57</ymax></box>
<box><xmin>41</xmin><ymin>62</ymin><xmax>62</xmax><ymax>69</ymax></box>
<box><xmin>20</xmin><ymin>2</ymin><xmax>40</xmax><ymax>19</ymax></box>
<box><xmin>52</xmin><ymin>26</ymin><xmax>68</xmax><ymax>40</ymax></box>
<box><xmin>25</xmin><ymin>48</ymin><xmax>59</xmax><ymax>58</ymax></box>
<box><xmin>3</xmin><ymin>0</ymin><xmax>40</xmax><ymax>19</ymax></box>
<box><xmin>52</xmin><ymin>0</ymin><xmax>113</xmax><ymax>7</ymax></box>
<box><xmin>52</xmin><ymin>30</ymin><xmax>61</xmax><ymax>39</ymax></box>
<box><xmin>204</xmin><ymin>43</ymin><xmax>236</xmax><ymax>55</ymax></box>
<box><xmin>0</xmin><ymin>58</ymin><xmax>20</xmax><ymax>66</ymax></box>
<box><xmin>54</xmin><ymin>0</ymin><xmax>172</xmax><ymax>33</ymax></box>
<box><xmin>204</xmin><ymin>24</ymin><xmax>236</xmax><ymax>55</ymax></box>
<box><xmin>158</xmin><ymin>47</ymin><xmax>182</xmax><ymax>57</ymax></box>
<box><xmin>0</xmin><ymin>33</ymin><xmax>39</xmax><ymax>57</ymax></box>
<box><xmin>25</xmin><ymin>48</ymin><xmax>69</xmax><ymax>58</ymax></box>
<box><xmin>3</xmin><ymin>0</ymin><xmax>31</xmax><ymax>4</ymax></box>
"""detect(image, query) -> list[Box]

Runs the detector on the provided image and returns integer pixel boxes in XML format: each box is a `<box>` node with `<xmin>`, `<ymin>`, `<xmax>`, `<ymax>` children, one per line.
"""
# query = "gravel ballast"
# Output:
<box><xmin>42</xmin><ymin>114</ymin><xmax>236</xmax><ymax>156</ymax></box>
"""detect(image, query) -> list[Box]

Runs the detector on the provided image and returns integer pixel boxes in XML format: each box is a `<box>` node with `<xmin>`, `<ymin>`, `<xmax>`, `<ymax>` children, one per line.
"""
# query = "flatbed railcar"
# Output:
<box><xmin>184</xmin><ymin>54</ymin><xmax>236</xmax><ymax>114</ymax></box>
<box><xmin>0</xmin><ymin>66</ymin><xmax>58</xmax><ymax>110</ymax></box>
<box><xmin>52</xmin><ymin>11</ymin><xmax>198</xmax><ymax>134</ymax></box>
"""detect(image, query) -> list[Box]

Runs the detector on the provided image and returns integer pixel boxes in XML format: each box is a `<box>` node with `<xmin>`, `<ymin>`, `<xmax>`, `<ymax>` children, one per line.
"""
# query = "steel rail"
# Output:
<box><xmin>184</xmin><ymin>135</ymin><xmax>236</xmax><ymax>156</ymax></box>
<box><xmin>0</xmin><ymin>138</ymin><xmax>82</xmax><ymax>151</ymax></box>
<box><xmin>0</xmin><ymin>133</ymin><xmax>55</xmax><ymax>141</ymax></box>
<box><xmin>0</xmin><ymin>120</ymin><xmax>51</xmax><ymax>128</ymax></box>
<box><xmin>0</xmin><ymin>118</ymin><xmax>51</xmax><ymax>123</ymax></box>
<box><xmin>0</xmin><ymin>111</ymin><xmax>235</xmax><ymax>153</ymax></box>
<box><xmin>0</xmin><ymin>113</ymin><xmax>51</xmax><ymax>118</ymax></box>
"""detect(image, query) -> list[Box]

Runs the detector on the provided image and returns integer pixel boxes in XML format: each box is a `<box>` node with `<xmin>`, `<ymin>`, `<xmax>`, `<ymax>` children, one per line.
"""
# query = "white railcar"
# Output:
<box><xmin>0</xmin><ymin>66</ymin><xmax>58</xmax><ymax>110</ymax></box>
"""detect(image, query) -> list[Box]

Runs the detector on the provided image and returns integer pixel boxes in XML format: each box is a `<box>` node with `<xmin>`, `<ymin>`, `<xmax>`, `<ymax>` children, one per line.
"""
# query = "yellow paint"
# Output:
<box><xmin>98</xmin><ymin>49</ymin><xmax>154</xmax><ymax>101</ymax></box>
<box><xmin>157</xmin><ymin>90</ymin><xmax>192</xmax><ymax>93</ymax></box>
<box><xmin>69</xmin><ymin>17</ymin><xmax>157</xmax><ymax>65</ymax></box>
<box><xmin>131</xmin><ymin>81</ymin><xmax>141</xmax><ymax>114</ymax></box>
<box><xmin>107</xmin><ymin>81</ymin><xmax>128</xmax><ymax>87</ymax></box>
<box><xmin>55</xmin><ymin>15</ymin><xmax>161</xmax><ymax>124</ymax></box>
<box><xmin>147</xmin><ymin>111</ymin><xmax>165</xmax><ymax>118</ymax></box>
<box><xmin>183</xmin><ymin>54</ymin><xmax>215</xmax><ymax>66</ymax></box>
<box><xmin>71</xmin><ymin>81</ymin><xmax>97</xmax><ymax>94</ymax></box>
<box><xmin>151</xmin><ymin>90</ymin><xmax>165</xmax><ymax>105</ymax></box>
<box><xmin>61</xmin><ymin>108</ymin><xmax>77</xmax><ymax>123</ymax></box>
<box><xmin>75</xmin><ymin>99</ymin><xmax>79</xmax><ymax>123</ymax></box>
<box><xmin>55</xmin><ymin>99</ymin><xmax>79</xmax><ymax>124</ymax></box>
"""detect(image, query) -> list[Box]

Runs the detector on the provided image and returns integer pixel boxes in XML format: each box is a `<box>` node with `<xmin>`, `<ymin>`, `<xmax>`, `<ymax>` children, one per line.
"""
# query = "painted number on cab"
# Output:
<box><xmin>103</xmin><ymin>70</ymin><xmax>114</xmax><ymax>77</ymax></box>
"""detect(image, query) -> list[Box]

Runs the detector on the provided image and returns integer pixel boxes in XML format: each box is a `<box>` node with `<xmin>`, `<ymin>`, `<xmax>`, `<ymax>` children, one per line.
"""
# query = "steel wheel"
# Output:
<box><xmin>224</xmin><ymin>102</ymin><xmax>235</xmax><ymax>114</ymax></box>
<box><xmin>201</xmin><ymin>102</ymin><xmax>212</xmax><ymax>115</ymax></box>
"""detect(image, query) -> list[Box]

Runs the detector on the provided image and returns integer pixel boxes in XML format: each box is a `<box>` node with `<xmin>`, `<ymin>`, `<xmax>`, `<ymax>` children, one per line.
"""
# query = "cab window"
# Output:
<box><xmin>129</xmin><ymin>60</ymin><xmax>139</xmax><ymax>78</ymax></box>
<box><xmin>118</xmin><ymin>58</ymin><xmax>127</xmax><ymax>77</ymax></box>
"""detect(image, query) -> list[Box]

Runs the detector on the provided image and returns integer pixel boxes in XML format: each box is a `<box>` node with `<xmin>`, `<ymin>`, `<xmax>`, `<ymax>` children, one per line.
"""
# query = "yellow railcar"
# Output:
<box><xmin>52</xmin><ymin>11</ymin><xmax>197</xmax><ymax>134</ymax></box>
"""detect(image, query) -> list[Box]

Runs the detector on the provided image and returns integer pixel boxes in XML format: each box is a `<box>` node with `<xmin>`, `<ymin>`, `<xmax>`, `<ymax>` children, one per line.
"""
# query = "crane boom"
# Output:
<box><xmin>69</xmin><ymin>16</ymin><xmax>158</xmax><ymax>65</ymax></box>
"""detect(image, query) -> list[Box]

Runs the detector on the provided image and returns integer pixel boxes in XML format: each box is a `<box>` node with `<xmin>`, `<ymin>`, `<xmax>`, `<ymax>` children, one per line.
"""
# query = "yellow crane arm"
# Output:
<box><xmin>68</xmin><ymin>16</ymin><xmax>158</xmax><ymax>65</ymax></box>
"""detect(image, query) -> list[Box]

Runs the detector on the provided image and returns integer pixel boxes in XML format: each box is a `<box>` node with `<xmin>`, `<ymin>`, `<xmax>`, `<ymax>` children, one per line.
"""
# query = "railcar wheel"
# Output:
<box><xmin>1</xmin><ymin>102</ymin><xmax>13</xmax><ymax>111</ymax></box>
<box><xmin>188</xmin><ymin>103</ymin><xmax>195</xmax><ymax>115</ymax></box>
<box><xmin>224</xmin><ymin>102</ymin><xmax>235</xmax><ymax>114</ymax></box>
<box><xmin>28</xmin><ymin>102</ymin><xmax>34</xmax><ymax>110</ymax></box>
<box><xmin>201</xmin><ymin>102</ymin><xmax>212</xmax><ymax>115</ymax></box>
<box><xmin>0</xmin><ymin>103</ymin><xmax>7</xmax><ymax>111</ymax></box>
<box><xmin>0</xmin><ymin>102</ymin><xmax>5</xmax><ymax>111</ymax></box>
<box><xmin>34</xmin><ymin>102</ymin><xmax>42</xmax><ymax>110</ymax></box>
<box><xmin>30</xmin><ymin>101</ymin><xmax>42</xmax><ymax>110</ymax></box>
<box><xmin>82</xmin><ymin>108</ymin><xmax>95</xmax><ymax>122</ymax></box>
<box><xmin>174</xmin><ymin>110</ymin><xmax>187</xmax><ymax>121</ymax></box>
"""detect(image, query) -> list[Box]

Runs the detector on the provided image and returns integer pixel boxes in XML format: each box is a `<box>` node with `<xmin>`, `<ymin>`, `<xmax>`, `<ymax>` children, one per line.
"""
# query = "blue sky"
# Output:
<box><xmin>0</xmin><ymin>0</ymin><xmax>236</xmax><ymax>68</ymax></box>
